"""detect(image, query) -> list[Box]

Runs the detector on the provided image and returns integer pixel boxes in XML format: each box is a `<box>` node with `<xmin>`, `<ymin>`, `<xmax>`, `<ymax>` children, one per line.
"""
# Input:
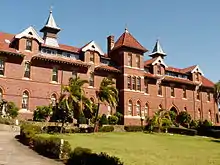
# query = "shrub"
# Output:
<box><xmin>176</xmin><ymin>111</ymin><xmax>191</xmax><ymax>128</ymax></box>
<box><xmin>124</xmin><ymin>126</ymin><xmax>143</xmax><ymax>132</ymax></box>
<box><xmin>190</xmin><ymin>120</ymin><xmax>199</xmax><ymax>129</ymax></box>
<box><xmin>108</xmin><ymin>115</ymin><xmax>118</xmax><ymax>125</ymax></box>
<box><xmin>114</xmin><ymin>112</ymin><xmax>123</xmax><ymax>124</ymax></box>
<box><xmin>99</xmin><ymin>126</ymin><xmax>114</xmax><ymax>132</ymax></box>
<box><xmin>67</xmin><ymin>147</ymin><xmax>123</xmax><ymax>165</ymax></box>
<box><xmin>169</xmin><ymin>111</ymin><xmax>177</xmax><ymax>122</ymax></box>
<box><xmin>168</xmin><ymin>127</ymin><xmax>197</xmax><ymax>136</ymax></box>
<box><xmin>202</xmin><ymin>120</ymin><xmax>212</xmax><ymax>127</ymax></box>
<box><xmin>20</xmin><ymin>123</ymin><xmax>42</xmax><ymax>145</ymax></box>
<box><xmin>79</xmin><ymin>126</ymin><xmax>94</xmax><ymax>133</ymax></box>
<box><xmin>78</xmin><ymin>114</ymin><xmax>87</xmax><ymax>124</ymax></box>
<box><xmin>33</xmin><ymin>105</ymin><xmax>52</xmax><ymax>122</ymax></box>
<box><xmin>0</xmin><ymin>117</ymin><xmax>15</xmax><ymax>125</ymax></box>
<box><xmin>99</xmin><ymin>114</ymin><xmax>108</xmax><ymax>126</ymax></box>
<box><xmin>43</xmin><ymin>126</ymin><xmax>63</xmax><ymax>134</ymax></box>
<box><xmin>32</xmin><ymin>135</ymin><xmax>71</xmax><ymax>159</ymax></box>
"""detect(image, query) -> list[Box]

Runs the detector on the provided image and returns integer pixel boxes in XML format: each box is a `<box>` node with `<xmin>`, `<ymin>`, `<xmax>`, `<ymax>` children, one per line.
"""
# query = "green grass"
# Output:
<box><xmin>41</xmin><ymin>133</ymin><xmax>220</xmax><ymax>165</ymax></box>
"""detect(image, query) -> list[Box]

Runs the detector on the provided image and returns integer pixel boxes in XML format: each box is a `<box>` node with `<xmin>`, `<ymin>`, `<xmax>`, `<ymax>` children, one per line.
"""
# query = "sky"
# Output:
<box><xmin>0</xmin><ymin>0</ymin><xmax>219</xmax><ymax>82</ymax></box>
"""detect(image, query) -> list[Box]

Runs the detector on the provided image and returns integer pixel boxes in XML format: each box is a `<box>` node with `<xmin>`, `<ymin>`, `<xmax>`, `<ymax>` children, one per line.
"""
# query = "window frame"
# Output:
<box><xmin>132</xmin><ymin>77</ymin><xmax>136</xmax><ymax>90</ymax></box>
<box><xmin>136</xmin><ymin>101</ymin><xmax>141</xmax><ymax>116</ymax></box>
<box><xmin>24</xmin><ymin>61</ymin><xmax>31</xmax><ymax>78</ymax></box>
<box><xmin>137</xmin><ymin>77</ymin><xmax>141</xmax><ymax>91</ymax></box>
<box><xmin>90</xmin><ymin>51</ymin><xmax>95</xmax><ymax>63</ymax></box>
<box><xmin>0</xmin><ymin>59</ymin><xmax>5</xmax><ymax>76</ymax></box>
<box><xmin>183</xmin><ymin>87</ymin><xmax>187</xmax><ymax>98</ymax></box>
<box><xmin>127</xmin><ymin>76</ymin><xmax>131</xmax><ymax>89</ymax></box>
<box><xmin>158</xmin><ymin>84</ymin><xmax>162</xmax><ymax>96</ymax></box>
<box><xmin>128</xmin><ymin>53</ymin><xmax>132</xmax><ymax>67</ymax></box>
<box><xmin>128</xmin><ymin>100</ymin><xmax>133</xmax><ymax>116</ymax></box>
<box><xmin>136</xmin><ymin>55</ymin><xmax>140</xmax><ymax>68</ymax></box>
<box><xmin>89</xmin><ymin>72</ymin><xmax>94</xmax><ymax>87</ymax></box>
<box><xmin>171</xmin><ymin>86</ymin><xmax>175</xmax><ymax>97</ymax></box>
<box><xmin>26</xmin><ymin>39</ymin><xmax>32</xmax><ymax>51</ymax></box>
<box><xmin>52</xmin><ymin>67</ymin><xmax>58</xmax><ymax>82</ymax></box>
<box><xmin>22</xmin><ymin>91</ymin><xmax>29</xmax><ymax>109</ymax></box>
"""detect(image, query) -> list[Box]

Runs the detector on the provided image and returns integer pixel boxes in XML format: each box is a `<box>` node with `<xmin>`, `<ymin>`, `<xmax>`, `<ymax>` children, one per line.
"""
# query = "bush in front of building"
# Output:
<box><xmin>33</xmin><ymin>105</ymin><xmax>52</xmax><ymax>122</ymax></box>
<box><xmin>67</xmin><ymin>147</ymin><xmax>123</xmax><ymax>165</ymax></box>
<box><xmin>32</xmin><ymin>135</ymin><xmax>71</xmax><ymax>160</ymax></box>
<box><xmin>167</xmin><ymin>127</ymin><xmax>197</xmax><ymax>136</ymax></box>
<box><xmin>0</xmin><ymin>117</ymin><xmax>15</xmax><ymax>125</ymax></box>
<box><xmin>99</xmin><ymin>114</ymin><xmax>108</xmax><ymax>126</ymax></box>
<box><xmin>124</xmin><ymin>126</ymin><xmax>143</xmax><ymax>132</ymax></box>
<box><xmin>176</xmin><ymin>111</ymin><xmax>192</xmax><ymax>128</ymax></box>
<box><xmin>43</xmin><ymin>126</ymin><xmax>64</xmax><ymax>134</ymax></box>
<box><xmin>0</xmin><ymin>100</ymin><xmax>19</xmax><ymax>119</ymax></box>
<box><xmin>108</xmin><ymin>115</ymin><xmax>118</xmax><ymax>125</ymax></box>
<box><xmin>99</xmin><ymin>126</ymin><xmax>114</xmax><ymax>132</ymax></box>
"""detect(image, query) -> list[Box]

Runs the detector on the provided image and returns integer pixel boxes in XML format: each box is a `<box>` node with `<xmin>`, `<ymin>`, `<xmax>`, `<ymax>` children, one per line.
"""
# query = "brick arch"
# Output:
<box><xmin>127</xmin><ymin>99</ymin><xmax>134</xmax><ymax>116</ymax></box>
<box><xmin>169</xmin><ymin>104</ymin><xmax>179</xmax><ymax>114</ymax></box>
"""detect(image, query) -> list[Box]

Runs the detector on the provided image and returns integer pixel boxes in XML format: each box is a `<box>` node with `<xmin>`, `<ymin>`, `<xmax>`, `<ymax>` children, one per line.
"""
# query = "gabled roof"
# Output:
<box><xmin>201</xmin><ymin>76</ymin><xmax>215</xmax><ymax>88</ymax></box>
<box><xmin>144</xmin><ymin>58</ymin><xmax>157</xmax><ymax>66</ymax></box>
<box><xmin>43</xmin><ymin>10</ymin><xmax>60</xmax><ymax>30</ymax></box>
<box><xmin>42</xmin><ymin>43</ymin><xmax>80</xmax><ymax>54</ymax></box>
<box><xmin>81</xmin><ymin>40</ymin><xmax>104</xmax><ymax>55</ymax></box>
<box><xmin>149</xmin><ymin>40</ymin><xmax>166</xmax><ymax>57</ymax></box>
<box><xmin>166</xmin><ymin>66</ymin><xmax>186</xmax><ymax>74</ymax></box>
<box><xmin>15</xmin><ymin>26</ymin><xmax>44</xmax><ymax>43</ymax></box>
<box><xmin>181</xmin><ymin>65</ymin><xmax>197</xmax><ymax>73</ymax></box>
<box><xmin>112</xmin><ymin>29</ymin><xmax>147</xmax><ymax>52</ymax></box>
<box><xmin>144</xmin><ymin>56</ymin><xmax>168</xmax><ymax>68</ymax></box>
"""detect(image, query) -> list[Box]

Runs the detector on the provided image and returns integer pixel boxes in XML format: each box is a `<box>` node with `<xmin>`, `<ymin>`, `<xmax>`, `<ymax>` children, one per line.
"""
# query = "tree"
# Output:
<box><xmin>94</xmin><ymin>77</ymin><xmax>118</xmax><ymax>132</ymax></box>
<box><xmin>214</xmin><ymin>81</ymin><xmax>220</xmax><ymax>106</ymax></box>
<box><xmin>33</xmin><ymin>105</ymin><xmax>52</xmax><ymax>122</ymax></box>
<box><xmin>176</xmin><ymin>111</ymin><xmax>192</xmax><ymax>128</ymax></box>
<box><xmin>151</xmin><ymin>109</ymin><xmax>172</xmax><ymax>133</ymax></box>
<box><xmin>0</xmin><ymin>100</ymin><xmax>19</xmax><ymax>119</ymax></box>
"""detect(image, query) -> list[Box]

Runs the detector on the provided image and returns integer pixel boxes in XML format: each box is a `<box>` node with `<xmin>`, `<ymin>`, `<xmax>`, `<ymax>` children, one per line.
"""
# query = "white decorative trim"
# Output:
<box><xmin>81</xmin><ymin>41</ymin><xmax>104</xmax><ymax>55</ymax></box>
<box><xmin>15</xmin><ymin>26</ymin><xmax>43</xmax><ymax>43</ymax></box>
<box><xmin>123</xmin><ymin>65</ymin><xmax>145</xmax><ymax>71</ymax></box>
<box><xmin>152</xmin><ymin>56</ymin><xmax>168</xmax><ymax>68</ymax></box>
<box><xmin>157</xmin><ymin>95</ymin><xmax>163</xmax><ymax>97</ymax></box>
<box><xmin>124</xmin><ymin>115</ymin><xmax>142</xmax><ymax>119</ymax></box>
<box><xmin>191</xmin><ymin>65</ymin><xmax>204</xmax><ymax>76</ymax></box>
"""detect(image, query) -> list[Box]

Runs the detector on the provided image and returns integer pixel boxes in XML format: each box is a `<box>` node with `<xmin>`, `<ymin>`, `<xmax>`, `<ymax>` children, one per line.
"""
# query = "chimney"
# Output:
<box><xmin>107</xmin><ymin>35</ymin><xmax>114</xmax><ymax>54</ymax></box>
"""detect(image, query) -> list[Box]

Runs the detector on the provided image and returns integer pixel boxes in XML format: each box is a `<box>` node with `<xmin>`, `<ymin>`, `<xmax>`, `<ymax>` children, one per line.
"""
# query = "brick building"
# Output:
<box><xmin>0</xmin><ymin>11</ymin><xmax>218</xmax><ymax>124</ymax></box>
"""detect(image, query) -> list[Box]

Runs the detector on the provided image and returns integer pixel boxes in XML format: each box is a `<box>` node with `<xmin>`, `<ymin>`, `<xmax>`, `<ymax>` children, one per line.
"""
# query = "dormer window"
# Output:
<box><xmin>157</xmin><ymin>65</ymin><xmax>161</xmax><ymax>75</ymax></box>
<box><xmin>26</xmin><ymin>39</ymin><xmax>32</xmax><ymax>51</ymax></box>
<box><xmin>90</xmin><ymin>51</ymin><xmax>95</xmax><ymax>63</ymax></box>
<box><xmin>195</xmin><ymin>72</ymin><xmax>199</xmax><ymax>81</ymax></box>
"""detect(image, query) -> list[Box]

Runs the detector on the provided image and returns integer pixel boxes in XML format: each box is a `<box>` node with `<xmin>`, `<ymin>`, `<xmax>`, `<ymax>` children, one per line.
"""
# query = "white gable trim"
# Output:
<box><xmin>191</xmin><ymin>65</ymin><xmax>204</xmax><ymax>76</ymax></box>
<box><xmin>15</xmin><ymin>26</ymin><xmax>43</xmax><ymax>43</ymax></box>
<box><xmin>81</xmin><ymin>41</ymin><xmax>104</xmax><ymax>55</ymax></box>
<box><xmin>152</xmin><ymin>56</ymin><xmax>168</xmax><ymax>68</ymax></box>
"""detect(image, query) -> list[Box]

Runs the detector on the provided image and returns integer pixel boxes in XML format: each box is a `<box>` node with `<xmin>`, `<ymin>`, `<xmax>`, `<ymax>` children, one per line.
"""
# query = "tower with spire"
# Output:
<box><xmin>40</xmin><ymin>9</ymin><xmax>60</xmax><ymax>47</ymax></box>
<box><xmin>149</xmin><ymin>40</ymin><xmax>166</xmax><ymax>59</ymax></box>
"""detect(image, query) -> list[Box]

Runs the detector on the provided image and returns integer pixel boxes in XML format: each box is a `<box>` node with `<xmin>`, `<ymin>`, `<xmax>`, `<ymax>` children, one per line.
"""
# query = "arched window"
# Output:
<box><xmin>183</xmin><ymin>107</ymin><xmax>187</xmax><ymax>112</ymax></box>
<box><xmin>136</xmin><ymin>101</ymin><xmax>141</xmax><ymax>116</ymax></box>
<box><xmin>157</xmin><ymin>65</ymin><xmax>161</xmax><ymax>75</ymax></box>
<box><xmin>198</xmin><ymin>108</ymin><xmax>201</xmax><ymax>119</ymax></box>
<box><xmin>89</xmin><ymin>72</ymin><xmax>94</xmax><ymax>87</ymax></box>
<box><xmin>132</xmin><ymin>77</ymin><xmax>136</xmax><ymax>90</ymax></box>
<box><xmin>208</xmin><ymin>110</ymin><xmax>212</xmax><ymax>121</ymax></box>
<box><xmin>0</xmin><ymin>88</ymin><xmax>2</xmax><ymax>101</ymax></box>
<box><xmin>159</xmin><ymin>104</ymin><xmax>163</xmax><ymax>110</ymax></box>
<box><xmin>51</xmin><ymin>94</ymin><xmax>57</xmax><ymax>106</ymax></box>
<box><xmin>22</xmin><ymin>91</ymin><xmax>29</xmax><ymax>109</ymax></box>
<box><xmin>137</xmin><ymin>77</ymin><xmax>141</xmax><ymax>91</ymax></box>
<box><xmin>142</xmin><ymin>103</ymin><xmax>149</xmax><ymax>117</ymax></box>
<box><xmin>128</xmin><ymin>100</ymin><xmax>133</xmax><ymax>116</ymax></box>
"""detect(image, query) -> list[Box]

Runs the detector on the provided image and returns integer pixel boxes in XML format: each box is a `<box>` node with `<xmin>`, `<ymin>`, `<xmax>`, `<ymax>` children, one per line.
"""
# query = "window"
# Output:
<box><xmin>0</xmin><ymin>88</ymin><xmax>2</xmax><ymax>101</ymax></box>
<box><xmin>136</xmin><ymin>101</ymin><xmax>141</xmax><ymax>116</ymax></box>
<box><xmin>208</xmin><ymin>110</ymin><xmax>212</xmax><ymax>121</ymax></box>
<box><xmin>24</xmin><ymin>62</ymin><xmax>31</xmax><ymax>78</ymax></box>
<box><xmin>89</xmin><ymin>72</ymin><xmax>94</xmax><ymax>87</ymax></box>
<box><xmin>183</xmin><ymin>88</ymin><xmax>187</xmax><ymax>98</ymax></box>
<box><xmin>90</xmin><ymin>51</ymin><xmax>95</xmax><ymax>63</ymax></box>
<box><xmin>183</xmin><ymin>107</ymin><xmax>187</xmax><ymax>112</ymax></box>
<box><xmin>171</xmin><ymin>86</ymin><xmax>175</xmax><ymax>97</ymax></box>
<box><xmin>128</xmin><ymin>53</ymin><xmax>132</xmax><ymax>67</ymax></box>
<box><xmin>196</xmin><ymin>90</ymin><xmax>200</xmax><ymax>100</ymax></box>
<box><xmin>195</xmin><ymin>73</ymin><xmax>199</xmax><ymax>81</ymax></box>
<box><xmin>207</xmin><ymin>92</ymin><xmax>211</xmax><ymax>101</ymax></box>
<box><xmin>52</xmin><ymin>67</ymin><xmax>58</xmax><ymax>82</ymax></box>
<box><xmin>142</xmin><ymin>103</ymin><xmax>149</xmax><ymax>117</ymax></box>
<box><xmin>42</xmin><ymin>48</ymin><xmax>57</xmax><ymax>55</ymax></box>
<box><xmin>128</xmin><ymin>100</ymin><xmax>133</xmax><ymax>116</ymax></box>
<box><xmin>136</xmin><ymin>55</ymin><xmax>140</xmax><ymax>68</ymax></box>
<box><xmin>127</xmin><ymin>76</ymin><xmax>131</xmax><ymax>89</ymax></box>
<box><xmin>158</xmin><ymin>84</ymin><xmax>162</xmax><ymax>96</ymax></box>
<box><xmin>159</xmin><ymin>104</ymin><xmax>163</xmax><ymax>110</ymax></box>
<box><xmin>144</xmin><ymin>80</ymin><xmax>148</xmax><ymax>94</ymax></box>
<box><xmin>137</xmin><ymin>77</ymin><xmax>141</xmax><ymax>91</ymax></box>
<box><xmin>157</xmin><ymin>65</ymin><xmax>161</xmax><ymax>75</ymax></box>
<box><xmin>197</xmin><ymin>108</ymin><xmax>201</xmax><ymax>119</ymax></box>
<box><xmin>72</xmin><ymin>71</ymin><xmax>77</xmax><ymax>79</ymax></box>
<box><xmin>26</xmin><ymin>39</ymin><xmax>32</xmax><ymax>51</ymax></box>
<box><xmin>132</xmin><ymin>77</ymin><xmax>136</xmax><ymax>90</ymax></box>
<box><xmin>51</xmin><ymin>94</ymin><xmax>57</xmax><ymax>106</ymax></box>
<box><xmin>0</xmin><ymin>59</ymin><xmax>5</xmax><ymax>76</ymax></box>
<box><xmin>22</xmin><ymin>91</ymin><xmax>29</xmax><ymax>109</ymax></box>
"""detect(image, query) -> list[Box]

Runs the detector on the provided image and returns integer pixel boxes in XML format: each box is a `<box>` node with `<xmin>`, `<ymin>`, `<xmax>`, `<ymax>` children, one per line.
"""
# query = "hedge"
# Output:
<box><xmin>168</xmin><ymin>127</ymin><xmax>197</xmax><ymax>136</ymax></box>
<box><xmin>124</xmin><ymin>126</ymin><xmax>143</xmax><ymax>132</ymax></box>
<box><xmin>99</xmin><ymin>126</ymin><xmax>114</xmax><ymax>132</ymax></box>
<box><xmin>32</xmin><ymin>135</ymin><xmax>71</xmax><ymax>159</ymax></box>
<box><xmin>67</xmin><ymin>147</ymin><xmax>123</xmax><ymax>165</ymax></box>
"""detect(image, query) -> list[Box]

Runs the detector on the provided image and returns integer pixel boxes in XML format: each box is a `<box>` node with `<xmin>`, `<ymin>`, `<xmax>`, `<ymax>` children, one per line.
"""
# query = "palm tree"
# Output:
<box><xmin>151</xmin><ymin>109</ymin><xmax>172</xmax><ymax>133</ymax></box>
<box><xmin>94</xmin><ymin>77</ymin><xmax>118</xmax><ymax>132</ymax></box>
<box><xmin>214</xmin><ymin>81</ymin><xmax>220</xmax><ymax>122</ymax></box>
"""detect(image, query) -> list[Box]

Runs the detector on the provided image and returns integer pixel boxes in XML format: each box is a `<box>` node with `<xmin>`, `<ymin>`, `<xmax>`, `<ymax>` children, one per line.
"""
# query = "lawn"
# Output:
<box><xmin>42</xmin><ymin>133</ymin><xmax>220</xmax><ymax>165</ymax></box>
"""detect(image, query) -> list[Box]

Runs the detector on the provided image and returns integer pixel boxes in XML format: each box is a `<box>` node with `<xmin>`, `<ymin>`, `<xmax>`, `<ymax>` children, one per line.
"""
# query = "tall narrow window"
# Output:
<box><xmin>136</xmin><ymin>101</ymin><xmax>141</xmax><ymax>116</ymax></box>
<box><xmin>0</xmin><ymin>59</ymin><xmax>5</xmax><ymax>76</ymax></box>
<box><xmin>26</xmin><ymin>39</ymin><xmax>32</xmax><ymax>51</ymax></box>
<box><xmin>145</xmin><ymin>80</ymin><xmax>149</xmax><ymax>94</ymax></box>
<box><xmin>158</xmin><ymin>84</ymin><xmax>162</xmax><ymax>96</ymax></box>
<box><xmin>90</xmin><ymin>51</ymin><xmax>95</xmax><ymax>63</ymax></box>
<box><xmin>72</xmin><ymin>71</ymin><xmax>77</xmax><ymax>79</ymax></box>
<box><xmin>208</xmin><ymin>110</ymin><xmax>212</xmax><ymax>121</ymax></box>
<box><xmin>136</xmin><ymin>55</ymin><xmax>140</xmax><ymax>68</ymax></box>
<box><xmin>89</xmin><ymin>72</ymin><xmax>94</xmax><ymax>87</ymax></box>
<box><xmin>198</xmin><ymin>108</ymin><xmax>201</xmax><ymax>119</ymax></box>
<box><xmin>127</xmin><ymin>76</ymin><xmax>131</xmax><ymax>89</ymax></box>
<box><xmin>52</xmin><ymin>67</ymin><xmax>58</xmax><ymax>82</ymax></box>
<box><xmin>128</xmin><ymin>100</ymin><xmax>133</xmax><ymax>116</ymax></box>
<box><xmin>183</xmin><ymin>107</ymin><xmax>187</xmax><ymax>112</ymax></box>
<box><xmin>137</xmin><ymin>77</ymin><xmax>141</xmax><ymax>91</ymax></box>
<box><xmin>207</xmin><ymin>92</ymin><xmax>211</xmax><ymax>101</ymax></box>
<box><xmin>128</xmin><ymin>53</ymin><xmax>132</xmax><ymax>67</ymax></box>
<box><xmin>196</xmin><ymin>90</ymin><xmax>200</xmax><ymax>100</ymax></box>
<box><xmin>24</xmin><ymin>61</ymin><xmax>31</xmax><ymax>78</ymax></box>
<box><xmin>51</xmin><ymin>94</ymin><xmax>57</xmax><ymax>106</ymax></box>
<box><xmin>183</xmin><ymin>88</ymin><xmax>187</xmax><ymax>98</ymax></box>
<box><xmin>132</xmin><ymin>77</ymin><xmax>136</xmax><ymax>90</ymax></box>
<box><xmin>143</xmin><ymin>103</ymin><xmax>149</xmax><ymax>117</ymax></box>
<box><xmin>22</xmin><ymin>91</ymin><xmax>29</xmax><ymax>109</ymax></box>
<box><xmin>157</xmin><ymin>65</ymin><xmax>161</xmax><ymax>75</ymax></box>
<box><xmin>195</xmin><ymin>73</ymin><xmax>199</xmax><ymax>81</ymax></box>
<box><xmin>171</xmin><ymin>86</ymin><xmax>175</xmax><ymax>97</ymax></box>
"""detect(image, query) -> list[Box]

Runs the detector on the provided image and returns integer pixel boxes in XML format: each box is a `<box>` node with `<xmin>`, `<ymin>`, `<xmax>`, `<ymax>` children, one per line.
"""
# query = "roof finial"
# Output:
<box><xmin>50</xmin><ymin>6</ymin><xmax>53</xmax><ymax>13</ymax></box>
<box><xmin>125</xmin><ymin>23</ymin><xmax>129</xmax><ymax>33</ymax></box>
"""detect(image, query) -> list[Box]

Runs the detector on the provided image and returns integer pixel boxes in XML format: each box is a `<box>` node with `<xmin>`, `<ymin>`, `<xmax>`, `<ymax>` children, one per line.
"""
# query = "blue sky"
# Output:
<box><xmin>0</xmin><ymin>0</ymin><xmax>219</xmax><ymax>82</ymax></box>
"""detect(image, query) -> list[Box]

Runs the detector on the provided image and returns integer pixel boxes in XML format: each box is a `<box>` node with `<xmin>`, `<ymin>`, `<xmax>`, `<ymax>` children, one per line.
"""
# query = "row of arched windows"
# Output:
<box><xmin>128</xmin><ymin>100</ymin><xmax>149</xmax><ymax>117</ymax></box>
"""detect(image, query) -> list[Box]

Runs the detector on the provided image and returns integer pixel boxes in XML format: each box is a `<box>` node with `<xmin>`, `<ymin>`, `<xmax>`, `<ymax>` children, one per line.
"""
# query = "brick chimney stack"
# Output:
<box><xmin>107</xmin><ymin>35</ymin><xmax>114</xmax><ymax>54</ymax></box>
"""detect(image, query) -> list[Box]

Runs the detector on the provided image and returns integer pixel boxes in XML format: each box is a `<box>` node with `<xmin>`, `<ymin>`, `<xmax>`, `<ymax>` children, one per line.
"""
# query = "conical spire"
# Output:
<box><xmin>45</xmin><ymin>10</ymin><xmax>60</xmax><ymax>30</ymax></box>
<box><xmin>149</xmin><ymin>40</ymin><xmax>166</xmax><ymax>58</ymax></box>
